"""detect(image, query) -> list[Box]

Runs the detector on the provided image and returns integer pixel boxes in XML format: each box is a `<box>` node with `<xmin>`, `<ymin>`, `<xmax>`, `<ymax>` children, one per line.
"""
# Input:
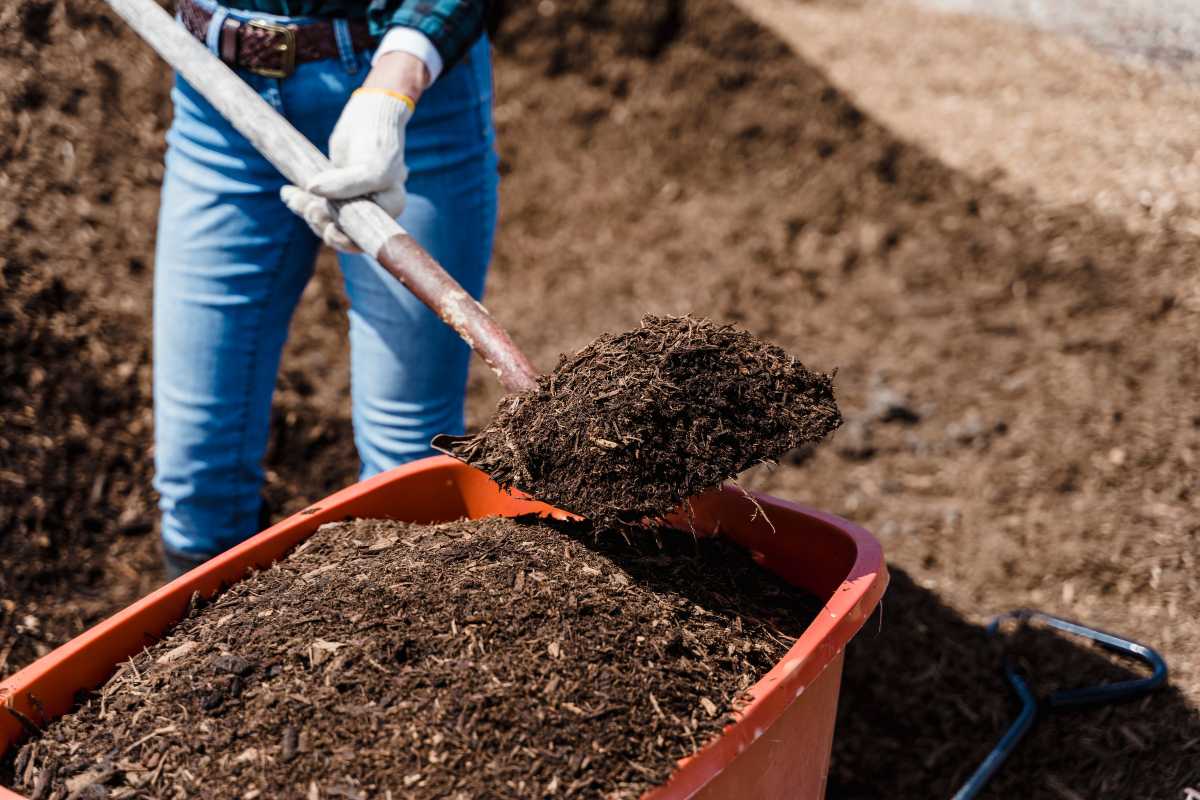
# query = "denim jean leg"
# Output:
<box><xmin>154</xmin><ymin>73</ymin><xmax>319</xmax><ymax>559</ymax></box>
<box><xmin>338</xmin><ymin>36</ymin><xmax>499</xmax><ymax>479</ymax></box>
<box><xmin>338</xmin><ymin>180</ymin><xmax>496</xmax><ymax>478</ymax></box>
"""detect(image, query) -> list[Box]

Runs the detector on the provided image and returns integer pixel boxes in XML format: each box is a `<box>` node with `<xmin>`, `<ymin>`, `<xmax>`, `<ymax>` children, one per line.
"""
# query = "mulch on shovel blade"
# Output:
<box><xmin>8</xmin><ymin>516</ymin><xmax>819</xmax><ymax>800</ymax></box>
<box><xmin>449</xmin><ymin>315</ymin><xmax>842</xmax><ymax>526</ymax></box>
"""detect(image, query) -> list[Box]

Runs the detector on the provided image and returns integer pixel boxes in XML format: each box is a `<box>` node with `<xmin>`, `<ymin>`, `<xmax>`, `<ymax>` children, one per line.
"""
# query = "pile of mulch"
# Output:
<box><xmin>8</xmin><ymin>515</ymin><xmax>819</xmax><ymax>799</ymax></box>
<box><xmin>449</xmin><ymin>315</ymin><xmax>841</xmax><ymax>525</ymax></box>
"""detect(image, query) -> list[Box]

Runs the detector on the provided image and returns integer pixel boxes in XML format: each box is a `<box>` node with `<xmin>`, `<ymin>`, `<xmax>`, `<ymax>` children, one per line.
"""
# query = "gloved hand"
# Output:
<box><xmin>281</xmin><ymin>87</ymin><xmax>415</xmax><ymax>253</ymax></box>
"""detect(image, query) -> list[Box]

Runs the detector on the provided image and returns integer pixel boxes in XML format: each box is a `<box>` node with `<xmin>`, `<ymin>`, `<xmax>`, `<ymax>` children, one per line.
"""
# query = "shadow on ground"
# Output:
<box><xmin>830</xmin><ymin>567</ymin><xmax>1199</xmax><ymax>799</ymax></box>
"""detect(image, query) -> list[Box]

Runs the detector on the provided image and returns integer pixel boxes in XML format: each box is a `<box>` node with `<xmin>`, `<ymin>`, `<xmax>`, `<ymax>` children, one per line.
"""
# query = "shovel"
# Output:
<box><xmin>102</xmin><ymin>0</ymin><xmax>838</xmax><ymax>525</ymax></box>
<box><xmin>103</xmin><ymin>0</ymin><xmax>540</xmax><ymax>411</ymax></box>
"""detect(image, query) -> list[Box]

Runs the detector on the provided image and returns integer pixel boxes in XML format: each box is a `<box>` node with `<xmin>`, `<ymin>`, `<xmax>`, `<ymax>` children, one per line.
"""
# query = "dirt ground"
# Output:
<box><xmin>737</xmin><ymin>0</ymin><xmax>1200</xmax><ymax>239</ymax></box>
<box><xmin>913</xmin><ymin>0</ymin><xmax>1200</xmax><ymax>80</ymax></box>
<box><xmin>1</xmin><ymin>0</ymin><xmax>1198</xmax><ymax>797</ymax></box>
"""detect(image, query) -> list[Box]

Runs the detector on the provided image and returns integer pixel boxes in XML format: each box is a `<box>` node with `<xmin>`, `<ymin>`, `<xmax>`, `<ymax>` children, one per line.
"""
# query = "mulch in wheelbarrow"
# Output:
<box><xmin>7</xmin><ymin>515</ymin><xmax>820</xmax><ymax>800</ymax></box>
<box><xmin>448</xmin><ymin>314</ymin><xmax>843</xmax><ymax>526</ymax></box>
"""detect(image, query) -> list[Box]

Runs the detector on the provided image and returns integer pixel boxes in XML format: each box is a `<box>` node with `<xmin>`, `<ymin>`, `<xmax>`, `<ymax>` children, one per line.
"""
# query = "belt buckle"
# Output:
<box><xmin>245</xmin><ymin>19</ymin><xmax>297</xmax><ymax>78</ymax></box>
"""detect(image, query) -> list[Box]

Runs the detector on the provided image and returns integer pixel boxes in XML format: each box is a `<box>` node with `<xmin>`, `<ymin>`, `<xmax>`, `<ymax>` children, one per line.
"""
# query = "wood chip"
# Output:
<box><xmin>64</xmin><ymin>762</ymin><xmax>114</xmax><ymax>794</ymax></box>
<box><xmin>300</xmin><ymin>564</ymin><xmax>339</xmax><ymax>582</ymax></box>
<box><xmin>155</xmin><ymin>641</ymin><xmax>197</xmax><ymax>665</ymax></box>
<box><xmin>307</xmin><ymin>639</ymin><xmax>345</xmax><ymax>667</ymax></box>
<box><xmin>368</xmin><ymin>536</ymin><xmax>398</xmax><ymax>552</ymax></box>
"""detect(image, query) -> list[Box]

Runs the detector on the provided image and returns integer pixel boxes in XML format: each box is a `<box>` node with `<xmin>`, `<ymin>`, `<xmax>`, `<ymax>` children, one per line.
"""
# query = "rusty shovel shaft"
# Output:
<box><xmin>103</xmin><ymin>0</ymin><xmax>540</xmax><ymax>395</ymax></box>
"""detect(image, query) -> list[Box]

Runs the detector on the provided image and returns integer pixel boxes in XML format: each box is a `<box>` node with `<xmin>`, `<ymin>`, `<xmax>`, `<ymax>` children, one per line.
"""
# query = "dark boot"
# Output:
<box><xmin>162</xmin><ymin>547</ymin><xmax>211</xmax><ymax>581</ymax></box>
<box><xmin>161</xmin><ymin>498</ymin><xmax>271</xmax><ymax>581</ymax></box>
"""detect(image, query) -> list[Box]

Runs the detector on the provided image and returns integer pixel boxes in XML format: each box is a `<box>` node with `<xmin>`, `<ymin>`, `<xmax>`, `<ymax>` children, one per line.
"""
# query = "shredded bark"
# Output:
<box><xmin>9</xmin><ymin>516</ymin><xmax>819</xmax><ymax>800</ymax></box>
<box><xmin>449</xmin><ymin>315</ymin><xmax>842</xmax><ymax>525</ymax></box>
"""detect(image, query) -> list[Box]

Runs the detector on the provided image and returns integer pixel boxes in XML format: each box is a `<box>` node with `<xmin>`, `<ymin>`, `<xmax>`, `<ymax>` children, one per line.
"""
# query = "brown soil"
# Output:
<box><xmin>737</xmin><ymin>0</ymin><xmax>1200</xmax><ymax>238</ymax></box>
<box><xmin>0</xmin><ymin>0</ymin><xmax>358</xmax><ymax>673</ymax></box>
<box><xmin>2</xmin><ymin>0</ymin><xmax>1198</xmax><ymax>796</ymax></box>
<box><xmin>9</xmin><ymin>516</ymin><xmax>818</xmax><ymax>799</ymax></box>
<box><xmin>451</xmin><ymin>315</ymin><xmax>841</xmax><ymax>525</ymax></box>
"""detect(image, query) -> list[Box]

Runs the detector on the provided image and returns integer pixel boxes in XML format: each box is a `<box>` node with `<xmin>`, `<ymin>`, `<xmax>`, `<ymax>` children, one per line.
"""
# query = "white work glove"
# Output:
<box><xmin>281</xmin><ymin>88</ymin><xmax>415</xmax><ymax>253</ymax></box>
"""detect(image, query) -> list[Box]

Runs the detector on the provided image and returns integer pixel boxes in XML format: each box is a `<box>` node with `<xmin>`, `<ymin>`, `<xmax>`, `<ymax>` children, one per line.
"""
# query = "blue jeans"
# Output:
<box><xmin>154</xmin><ymin>9</ymin><xmax>498</xmax><ymax>558</ymax></box>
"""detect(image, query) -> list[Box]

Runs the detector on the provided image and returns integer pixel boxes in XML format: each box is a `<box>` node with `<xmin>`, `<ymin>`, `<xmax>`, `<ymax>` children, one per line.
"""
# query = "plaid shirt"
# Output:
<box><xmin>221</xmin><ymin>0</ymin><xmax>491</xmax><ymax>72</ymax></box>
<box><xmin>368</xmin><ymin>0</ymin><xmax>486</xmax><ymax>71</ymax></box>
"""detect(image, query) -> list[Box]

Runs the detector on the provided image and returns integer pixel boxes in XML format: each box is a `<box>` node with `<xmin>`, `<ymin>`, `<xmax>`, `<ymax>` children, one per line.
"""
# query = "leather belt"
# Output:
<box><xmin>178</xmin><ymin>0</ymin><xmax>378</xmax><ymax>79</ymax></box>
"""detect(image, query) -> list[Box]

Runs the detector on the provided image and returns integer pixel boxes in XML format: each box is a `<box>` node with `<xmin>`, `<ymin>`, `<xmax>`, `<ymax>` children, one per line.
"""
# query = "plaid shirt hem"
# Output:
<box><xmin>368</xmin><ymin>0</ymin><xmax>487</xmax><ymax>73</ymax></box>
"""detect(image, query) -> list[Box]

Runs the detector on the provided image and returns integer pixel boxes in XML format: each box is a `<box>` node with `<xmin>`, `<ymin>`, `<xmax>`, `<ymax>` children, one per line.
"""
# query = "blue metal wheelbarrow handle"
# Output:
<box><xmin>951</xmin><ymin>609</ymin><xmax>1168</xmax><ymax>800</ymax></box>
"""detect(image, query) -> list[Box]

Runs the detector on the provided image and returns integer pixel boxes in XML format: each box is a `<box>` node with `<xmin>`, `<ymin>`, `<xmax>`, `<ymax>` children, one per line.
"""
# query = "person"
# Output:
<box><xmin>155</xmin><ymin>0</ymin><xmax>499</xmax><ymax>577</ymax></box>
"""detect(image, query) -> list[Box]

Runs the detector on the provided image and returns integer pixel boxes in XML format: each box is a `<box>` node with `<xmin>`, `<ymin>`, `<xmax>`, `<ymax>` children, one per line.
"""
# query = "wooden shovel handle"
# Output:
<box><xmin>104</xmin><ymin>0</ymin><xmax>539</xmax><ymax>394</ymax></box>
